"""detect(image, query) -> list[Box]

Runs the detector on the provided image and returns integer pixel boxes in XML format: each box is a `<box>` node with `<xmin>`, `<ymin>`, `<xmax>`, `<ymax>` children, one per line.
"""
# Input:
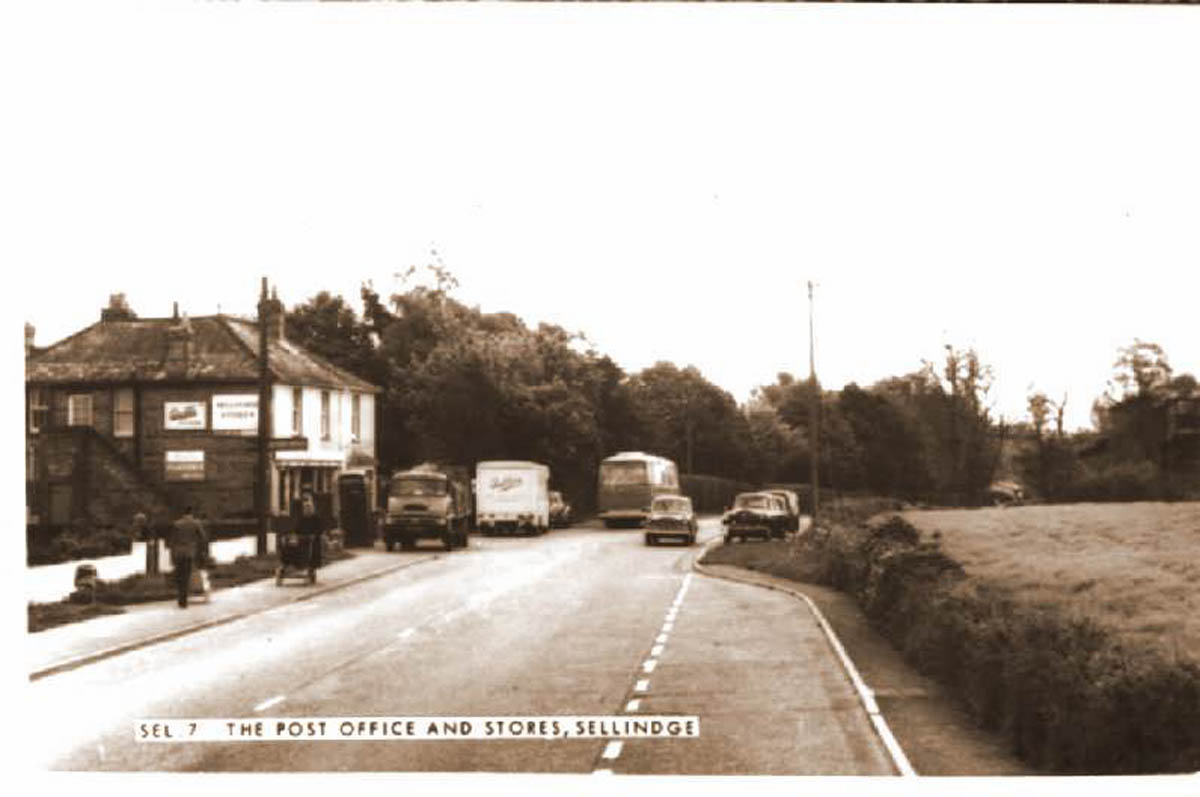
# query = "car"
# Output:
<box><xmin>764</xmin><ymin>489</ymin><xmax>801</xmax><ymax>536</ymax></box>
<box><xmin>549</xmin><ymin>490</ymin><xmax>572</xmax><ymax>528</ymax></box>
<box><xmin>645</xmin><ymin>494</ymin><xmax>697</xmax><ymax>546</ymax></box>
<box><xmin>722</xmin><ymin>492</ymin><xmax>789</xmax><ymax>543</ymax></box>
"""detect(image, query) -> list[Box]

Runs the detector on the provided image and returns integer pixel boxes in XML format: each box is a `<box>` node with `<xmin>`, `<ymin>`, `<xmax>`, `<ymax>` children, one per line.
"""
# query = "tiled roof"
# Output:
<box><xmin>25</xmin><ymin>316</ymin><xmax>379</xmax><ymax>393</ymax></box>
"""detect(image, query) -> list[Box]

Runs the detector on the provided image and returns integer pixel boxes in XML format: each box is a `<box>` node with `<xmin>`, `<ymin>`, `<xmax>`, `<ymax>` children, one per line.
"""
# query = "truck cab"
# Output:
<box><xmin>384</xmin><ymin>467</ymin><xmax>470</xmax><ymax>551</ymax></box>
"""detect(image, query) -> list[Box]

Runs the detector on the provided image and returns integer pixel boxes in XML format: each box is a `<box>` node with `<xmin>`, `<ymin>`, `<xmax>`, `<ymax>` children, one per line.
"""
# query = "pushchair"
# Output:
<box><xmin>275</xmin><ymin>532</ymin><xmax>320</xmax><ymax>586</ymax></box>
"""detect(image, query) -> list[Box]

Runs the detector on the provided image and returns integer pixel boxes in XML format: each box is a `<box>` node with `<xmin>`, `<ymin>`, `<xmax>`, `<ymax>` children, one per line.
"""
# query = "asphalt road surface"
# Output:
<box><xmin>30</xmin><ymin>518</ymin><xmax>895</xmax><ymax>775</ymax></box>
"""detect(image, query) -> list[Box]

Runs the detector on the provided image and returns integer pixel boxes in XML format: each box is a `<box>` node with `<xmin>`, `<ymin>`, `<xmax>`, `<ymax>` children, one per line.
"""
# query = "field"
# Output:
<box><xmin>900</xmin><ymin>502</ymin><xmax>1200</xmax><ymax>661</ymax></box>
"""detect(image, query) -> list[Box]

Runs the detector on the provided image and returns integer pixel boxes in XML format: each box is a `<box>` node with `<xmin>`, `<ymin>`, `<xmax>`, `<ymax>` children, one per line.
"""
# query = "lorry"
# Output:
<box><xmin>475</xmin><ymin>461</ymin><xmax>551</xmax><ymax>536</ymax></box>
<box><xmin>383</xmin><ymin>463</ymin><xmax>472</xmax><ymax>551</ymax></box>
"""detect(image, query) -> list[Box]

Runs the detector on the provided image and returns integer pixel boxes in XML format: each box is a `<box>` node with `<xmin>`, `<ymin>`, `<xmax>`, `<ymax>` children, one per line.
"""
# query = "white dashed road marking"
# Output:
<box><xmin>635</xmin><ymin>679</ymin><xmax>650</xmax><ymax>693</ymax></box>
<box><xmin>625</xmin><ymin>699</ymin><xmax>641</xmax><ymax>713</ymax></box>
<box><xmin>642</xmin><ymin>660</ymin><xmax>657</xmax><ymax>673</ymax></box>
<box><xmin>254</xmin><ymin>695</ymin><xmax>285</xmax><ymax>713</ymax></box>
<box><xmin>650</xmin><ymin>645</ymin><xmax>664</xmax><ymax>657</ymax></box>
<box><xmin>602</xmin><ymin>741</ymin><xmax>624</xmax><ymax>760</ymax></box>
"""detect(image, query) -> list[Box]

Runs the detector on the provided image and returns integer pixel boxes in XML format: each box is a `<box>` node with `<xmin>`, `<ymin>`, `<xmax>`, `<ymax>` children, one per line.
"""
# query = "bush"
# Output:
<box><xmin>27</xmin><ymin>526</ymin><xmax>133</xmax><ymax>566</ymax></box>
<box><xmin>797</xmin><ymin>513</ymin><xmax>1200</xmax><ymax>774</ymax></box>
<box><xmin>1062</xmin><ymin>459</ymin><xmax>1162</xmax><ymax>503</ymax></box>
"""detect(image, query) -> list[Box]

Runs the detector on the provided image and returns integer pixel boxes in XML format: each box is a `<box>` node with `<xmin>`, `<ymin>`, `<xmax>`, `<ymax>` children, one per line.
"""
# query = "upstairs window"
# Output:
<box><xmin>68</xmin><ymin>394</ymin><xmax>93</xmax><ymax>427</ymax></box>
<box><xmin>351</xmin><ymin>393</ymin><xmax>361</xmax><ymax>441</ymax></box>
<box><xmin>320</xmin><ymin>390</ymin><xmax>331</xmax><ymax>440</ymax></box>
<box><xmin>114</xmin><ymin>388</ymin><xmax>134</xmax><ymax>438</ymax></box>
<box><xmin>292</xmin><ymin>387</ymin><xmax>303</xmax><ymax>436</ymax></box>
<box><xmin>28</xmin><ymin>388</ymin><xmax>48</xmax><ymax>433</ymax></box>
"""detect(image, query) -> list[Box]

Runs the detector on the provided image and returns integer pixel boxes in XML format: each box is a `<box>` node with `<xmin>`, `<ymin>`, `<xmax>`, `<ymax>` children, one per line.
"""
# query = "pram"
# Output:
<box><xmin>275</xmin><ymin>532</ymin><xmax>319</xmax><ymax>586</ymax></box>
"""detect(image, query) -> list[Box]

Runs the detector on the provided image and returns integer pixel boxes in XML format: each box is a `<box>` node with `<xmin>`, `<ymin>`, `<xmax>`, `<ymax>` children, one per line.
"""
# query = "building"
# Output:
<box><xmin>25</xmin><ymin>290</ymin><xmax>380</xmax><ymax>537</ymax></box>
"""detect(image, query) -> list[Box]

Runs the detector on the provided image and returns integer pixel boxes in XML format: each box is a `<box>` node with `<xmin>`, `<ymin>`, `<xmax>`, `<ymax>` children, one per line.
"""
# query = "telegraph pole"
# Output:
<box><xmin>808</xmin><ymin>281</ymin><xmax>820</xmax><ymax>525</ymax></box>
<box><xmin>256</xmin><ymin>278</ymin><xmax>271</xmax><ymax>557</ymax></box>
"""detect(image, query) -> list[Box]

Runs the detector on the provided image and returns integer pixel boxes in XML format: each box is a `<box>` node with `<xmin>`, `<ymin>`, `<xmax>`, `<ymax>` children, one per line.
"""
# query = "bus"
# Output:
<box><xmin>596</xmin><ymin>452</ymin><xmax>681</xmax><ymax>528</ymax></box>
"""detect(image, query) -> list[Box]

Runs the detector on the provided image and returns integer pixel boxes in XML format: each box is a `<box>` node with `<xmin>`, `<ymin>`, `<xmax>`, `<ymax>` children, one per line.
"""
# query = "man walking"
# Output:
<box><xmin>169</xmin><ymin>507</ymin><xmax>207</xmax><ymax>608</ymax></box>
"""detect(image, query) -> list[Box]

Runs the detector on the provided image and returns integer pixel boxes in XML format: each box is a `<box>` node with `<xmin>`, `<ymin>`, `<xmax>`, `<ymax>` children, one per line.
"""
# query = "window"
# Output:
<box><xmin>114</xmin><ymin>388</ymin><xmax>134</xmax><ymax>438</ymax></box>
<box><xmin>68</xmin><ymin>394</ymin><xmax>93</xmax><ymax>427</ymax></box>
<box><xmin>292</xmin><ymin>387</ymin><xmax>303</xmax><ymax>436</ymax></box>
<box><xmin>351</xmin><ymin>393</ymin><xmax>361</xmax><ymax>441</ymax></box>
<box><xmin>28</xmin><ymin>388</ymin><xmax>48</xmax><ymax>433</ymax></box>
<box><xmin>320</xmin><ymin>390</ymin><xmax>330</xmax><ymax>440</ymax></box>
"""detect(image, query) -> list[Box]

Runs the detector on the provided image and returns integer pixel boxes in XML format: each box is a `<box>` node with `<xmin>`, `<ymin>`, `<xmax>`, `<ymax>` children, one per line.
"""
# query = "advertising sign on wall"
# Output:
<box><xmin>164</xmin><ymin>402</ymin><xmax>206</xmax><ymax>431</ymax></box>
<box><xmin>212</xmin><ymin>394</ymin><xmax>259</xmax><ymax>434</ymax></box>
<box><xmin>165</xmin><ymin>450</ymin><xmax>205</xmax><ymax>481</ymax></box>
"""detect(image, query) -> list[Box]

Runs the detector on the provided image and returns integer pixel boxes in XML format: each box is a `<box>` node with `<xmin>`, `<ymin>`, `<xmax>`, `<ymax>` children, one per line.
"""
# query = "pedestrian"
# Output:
<box><xmin>297</xmin><ymin>491</ymin><xmax>324</xmax><ymax>570</ymax></box>
<box><xmin>168</xmin><ymin>506</ymin><xmax>208</xmax><ymax>608</ymax></box>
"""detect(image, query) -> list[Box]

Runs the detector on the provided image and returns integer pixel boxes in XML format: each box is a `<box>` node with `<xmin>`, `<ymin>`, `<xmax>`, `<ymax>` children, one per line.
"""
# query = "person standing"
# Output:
<box><xmin>168</xmin><ymin>507</ymin><xmax>207</xmax><ymax>608</ymax></box>
<box><xmin>297</xmin><ymin>492</ymin><xmax>324</xmax><ymax>570</ymax></box>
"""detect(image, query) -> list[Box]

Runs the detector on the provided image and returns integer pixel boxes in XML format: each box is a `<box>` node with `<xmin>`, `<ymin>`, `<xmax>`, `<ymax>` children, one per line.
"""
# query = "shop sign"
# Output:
<box><xmin>213</xmin><ymin>394</ymin><xmax>258</xmax><ymax>433</ymax></box>
<box><xmin>164</xmin><ymin>402</ymin><xmax>206</xmax><ymax>431</ymax></box>
<box><xmin>165</xmin><ymin>450</ymin><xmax>205</xmax><ymax>481</ymax></box>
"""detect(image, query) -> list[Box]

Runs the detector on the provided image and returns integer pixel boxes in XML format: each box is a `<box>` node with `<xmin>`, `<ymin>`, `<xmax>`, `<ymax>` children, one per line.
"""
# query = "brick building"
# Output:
<box><xmin>25</xmin><ymin>292</ymin><xmax>380</xmax><ymax>536</ymax></box>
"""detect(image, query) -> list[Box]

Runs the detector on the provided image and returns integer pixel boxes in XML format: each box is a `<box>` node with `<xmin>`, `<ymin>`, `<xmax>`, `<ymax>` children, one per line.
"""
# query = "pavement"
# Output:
<box><xmin>27</xmin><ymin>544</ymin><xmax>440</xmax><ymax>681</ymax></box>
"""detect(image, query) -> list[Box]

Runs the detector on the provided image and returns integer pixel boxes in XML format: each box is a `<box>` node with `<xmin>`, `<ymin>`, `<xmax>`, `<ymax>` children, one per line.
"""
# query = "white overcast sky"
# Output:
<box><xmin>6</xmin><ymin>3</ymin><xmax>1200</xmax><ymax>433</ymax></box>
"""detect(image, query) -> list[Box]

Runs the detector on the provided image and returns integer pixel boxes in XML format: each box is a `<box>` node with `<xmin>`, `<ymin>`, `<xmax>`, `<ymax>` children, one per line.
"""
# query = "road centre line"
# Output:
<box><xmin>625</xmin><ymin>699</ymin><xmax>641</xmax><ymax>713</ymax></box>
<box><xmin>655</xmin><ymin>633</ymin><xmax>669</xmax><ymax>644</ymax></box>
<box><xmin>602</xmin><ymin>741</ymin><xmax>624</xmax><ymax>760</ymax></box>
<box><xmin>642</xmin><ymin>660</ymin><xmax>657</xmax><ymax>673</ymax></box>
<box><xmin>634</xmin><ymin>679</ymin><xmax>650</xmax><ymax>693</ymax></box>
<box><xmin>253</xmin><ymin>695</ymin><xmax>285</xmax><ymax>713</ymax></box>
<box><xmin>662</xmin><ymin>622</ymin><xmax>674</xmax><ymax>632</ymax></box>
<box><xmin>651</xmin><ymin>645</ymin><xmax>664</xmax><ymax>657</ymax></box>
<box><xmin>592</xmin><ymin>769</ymin><xmax>613</xmax><ymax>776</ymax></box>
<box><xmin>397</xmin><ymin>628</ymin><xmax>416</xmax><ymax>639</ymax></box>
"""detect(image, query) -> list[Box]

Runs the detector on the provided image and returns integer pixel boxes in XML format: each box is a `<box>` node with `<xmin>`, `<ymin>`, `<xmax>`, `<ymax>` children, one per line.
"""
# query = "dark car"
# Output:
<box><xmin>764</xmin><ymin>489</ymin><xmax>801</xmax><ymax>536</ymax></box>
<box><xmin>549</xmin><ymin>490</ymin><xmax>572</xmax><ymax>529</ymax></box>
<box><xmin>722</xmin><ymin>492</ymin><xmax>788</xmax><ymax>543</ymax></box>
<box><xmin>645</xmin><ymin>495</ymin><xmax>697</xmax><ymax>546</ymax></box>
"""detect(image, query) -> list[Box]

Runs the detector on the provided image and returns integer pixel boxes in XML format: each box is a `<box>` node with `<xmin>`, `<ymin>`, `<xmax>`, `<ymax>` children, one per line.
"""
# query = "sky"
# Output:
<box><xmin>7</xmin><ymin>4</ymin><xmax>1200</xmax><ymax>434</ymax></box>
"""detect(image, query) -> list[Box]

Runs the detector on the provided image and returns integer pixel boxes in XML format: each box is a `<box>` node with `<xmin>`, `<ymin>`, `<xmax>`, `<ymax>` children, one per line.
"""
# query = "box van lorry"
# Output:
<box><xmin>475</xmin><ymin>461</ymin><xmax>550</xmax><ymax>536</ymax></box>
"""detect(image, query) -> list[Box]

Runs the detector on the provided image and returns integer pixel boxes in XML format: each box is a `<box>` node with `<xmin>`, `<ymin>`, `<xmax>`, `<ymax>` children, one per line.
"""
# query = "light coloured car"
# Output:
<box><xmin>644</xmin><ymin>494</ymin><xmax>697</xmax><ymax>546</ymax></box>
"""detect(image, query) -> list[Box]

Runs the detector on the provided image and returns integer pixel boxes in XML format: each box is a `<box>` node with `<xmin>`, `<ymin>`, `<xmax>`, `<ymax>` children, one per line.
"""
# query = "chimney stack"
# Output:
<box><xmin>24</xmin><ymin>323</ymin><xmax>35</xmax><ymax>358</ymax></box>
<box><xmin>165</xmin><ymin>313</ymin><xmax>193</xmax><ymax>378</ymax></box>
<box><xmin>258</xmin><ymin>281</ymin><xmax>285</xmax><ymax>343</ymax></box>
<box><xmin>101</xmin><ymin>293</ymin><xmax>137</xmax><ymax>323</ymax></box>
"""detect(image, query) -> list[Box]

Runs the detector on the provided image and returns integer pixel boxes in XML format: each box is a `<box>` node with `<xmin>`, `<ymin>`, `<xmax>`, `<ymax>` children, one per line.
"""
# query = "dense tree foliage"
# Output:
<box><xmin>285</xmin><ymin>274</ymin><xmax>1196</xmax><ymax>510</ymax></box>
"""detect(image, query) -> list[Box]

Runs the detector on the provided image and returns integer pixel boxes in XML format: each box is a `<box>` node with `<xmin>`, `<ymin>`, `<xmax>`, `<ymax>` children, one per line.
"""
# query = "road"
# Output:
<box><xmin>29</xmin><ymin>519</ymin><xmax>895</xmax><ymax>775</ymax></box>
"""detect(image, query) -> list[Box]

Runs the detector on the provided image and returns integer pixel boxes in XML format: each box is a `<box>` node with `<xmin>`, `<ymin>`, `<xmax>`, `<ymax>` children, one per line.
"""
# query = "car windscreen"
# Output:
<box><xmin>390</xmin><ymin>476</ymin><xmax>447</xmax><ymax>497</ymax></box>
<box><xmin>734</xmin><ymin>495</ymin><xmax>771</xmax><ymax>510</ymax></box>
<box><xmin>652</xmin><ymin>497</ymin><xmax>690</xmax><ymax>513</ymax></box>
<box><xmin>600</xmin><ymin>461</ymin><xmax>649</xmax><ymax>486</ymax></box>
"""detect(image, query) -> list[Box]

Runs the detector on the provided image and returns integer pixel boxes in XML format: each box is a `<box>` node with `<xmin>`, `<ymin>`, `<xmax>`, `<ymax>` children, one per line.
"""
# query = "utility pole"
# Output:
<box><xmin>808</xmin><ymin>280</ymin><xmax>820</xmax><ymax>525</ymax></box>
<box><xmin>256</xmin><ymin>278</ymin><xmax>271</xmax><ymax>557</ymax></box>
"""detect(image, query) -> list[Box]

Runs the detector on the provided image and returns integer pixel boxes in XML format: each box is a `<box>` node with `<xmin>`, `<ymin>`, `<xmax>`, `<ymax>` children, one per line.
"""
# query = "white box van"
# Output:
<box><xmin>475</xmin><ymin>461</ymin><xmax>550</xmax><ymax>536</ymax></box>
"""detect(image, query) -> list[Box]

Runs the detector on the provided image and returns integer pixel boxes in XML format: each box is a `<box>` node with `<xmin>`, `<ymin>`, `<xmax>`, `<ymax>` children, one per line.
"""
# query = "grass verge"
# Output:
<box><xmin>28</xmin><ymin>548</ymin><xmax>354</xmax><ymax>633</ymax></box>
<box><xmin>702</xmin><ymin>511</ymin><xmax>1200</xmax><ymax>774</ymax></box>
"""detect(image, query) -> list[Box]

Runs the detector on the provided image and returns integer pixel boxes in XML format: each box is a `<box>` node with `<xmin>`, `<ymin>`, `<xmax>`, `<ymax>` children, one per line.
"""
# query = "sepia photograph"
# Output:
<box><xmin>9</xmin><ymin>1</ymin><xmax>1200</xmax><ymax>794</ymax></box>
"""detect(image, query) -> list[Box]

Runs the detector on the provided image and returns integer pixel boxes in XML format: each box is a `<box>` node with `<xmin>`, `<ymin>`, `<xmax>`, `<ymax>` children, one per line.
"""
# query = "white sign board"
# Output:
<box><xmin>164</xmin><ymin>402</ymin><xmax>206</xmax><ymax>431</ymax></box>
<box><xmin>212</xmin><ymin>394</ymin><xmax>259</xmax><ymax>433</ymax></box>
<box><xmin>165</xmin><ymin>450</ymin><xmax>205</xmax><ymax>481</ymax></box>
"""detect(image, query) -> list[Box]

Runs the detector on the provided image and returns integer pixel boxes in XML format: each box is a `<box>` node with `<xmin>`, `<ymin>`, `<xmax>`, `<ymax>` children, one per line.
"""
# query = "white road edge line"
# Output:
<box><xmin>254</xmin><ymin>695</ymin><xmax>285</xmax><ymax>713</ymax></box>
<box><xmin>693</xmin><ymin>545</ymin><xmax>917</xmax><ymax>778</ymax></box>
<box><xmin>602</xmin><ymin>741</ymin><xmax>624</xmax><ymax>760</ymax></box>
<box><xmin>625</xmin><ymin>699</ymin><xmax>641</xmax><ymax>712</ymax></box>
